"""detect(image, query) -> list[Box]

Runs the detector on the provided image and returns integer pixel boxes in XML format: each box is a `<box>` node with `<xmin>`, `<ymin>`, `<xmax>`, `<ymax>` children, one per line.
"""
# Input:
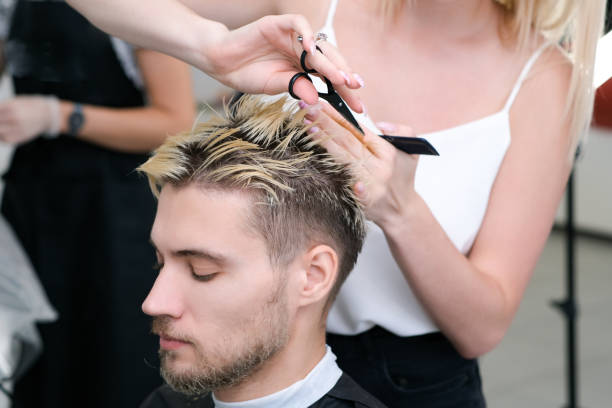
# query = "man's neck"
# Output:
<box><xmin>213</xmin><ymin>327</ymin><xmax>327</xmax><ymax>402</ymax></box>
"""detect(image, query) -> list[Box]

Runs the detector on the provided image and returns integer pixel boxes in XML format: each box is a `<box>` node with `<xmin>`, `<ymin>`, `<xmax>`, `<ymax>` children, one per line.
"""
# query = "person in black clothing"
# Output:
<box><xmin>0</xmin><ymin>1</ymin><xmax>194</xmax><ymax>406</ymax></box>
<box><xmin>137</xmin><ymin>95</ymin><xmax>385</xmax><ymax>408</ymax></box>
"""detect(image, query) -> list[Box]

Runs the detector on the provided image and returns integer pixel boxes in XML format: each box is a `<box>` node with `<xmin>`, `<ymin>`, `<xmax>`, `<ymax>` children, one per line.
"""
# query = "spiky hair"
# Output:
<box><xmin>138</xmin><ymin>95</ymin><xmax>365</xmax><ymax>305</ymax></box>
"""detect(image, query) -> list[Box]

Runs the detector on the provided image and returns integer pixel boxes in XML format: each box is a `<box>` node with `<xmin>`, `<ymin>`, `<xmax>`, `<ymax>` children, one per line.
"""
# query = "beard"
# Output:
<box><xmin>152</xmin><ymin>284</ymin><xmax>290</xmax><ymax>396</ymax></box>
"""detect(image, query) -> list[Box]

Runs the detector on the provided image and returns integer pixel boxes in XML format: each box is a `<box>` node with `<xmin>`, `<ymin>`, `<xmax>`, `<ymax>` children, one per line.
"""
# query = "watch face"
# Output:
<box><xmin>69</xmin><ymin>109</ymin><xmax>84</xmax><ymax>135</ymax></box>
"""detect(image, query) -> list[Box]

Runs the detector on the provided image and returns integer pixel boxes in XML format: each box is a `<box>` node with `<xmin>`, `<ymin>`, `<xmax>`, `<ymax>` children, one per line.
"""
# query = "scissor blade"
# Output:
<box><xmin>319</xmin><ymin>92</ymin><xmax>364</xmax><ymax>134</ymax></box>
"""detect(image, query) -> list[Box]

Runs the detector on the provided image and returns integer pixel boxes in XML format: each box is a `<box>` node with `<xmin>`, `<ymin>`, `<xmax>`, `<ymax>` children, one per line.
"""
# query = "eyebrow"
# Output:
<box><xmin>150</xmin><ymin>239</ymin><xmax>228</xmax><ymax>265</ymax></box>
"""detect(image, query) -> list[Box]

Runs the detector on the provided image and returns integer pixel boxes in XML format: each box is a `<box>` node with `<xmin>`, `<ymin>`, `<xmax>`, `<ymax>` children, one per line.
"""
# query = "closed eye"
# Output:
<box><xmin>191</xmin><ymin>272</ymin><xmax>218</xmax><ymax>282</ymax></box>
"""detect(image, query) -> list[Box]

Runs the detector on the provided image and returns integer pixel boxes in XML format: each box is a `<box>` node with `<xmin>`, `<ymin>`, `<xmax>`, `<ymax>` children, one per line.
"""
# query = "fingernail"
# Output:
<box><xmin>310</xmin><ymin>43</ymin><xmax>316</xmax><ymax>54</ymax></box>
<box><xmin>307</xmin><ymin>104</ymin><xmax>322</xmax><ymax>117</ymax></box>
<box><xmin>376</xmin><ymin>121</ymin><xmax>397</xmax><ymax>133</ymax></box>
<box><xmin>340</xmin><ymin>71</ymin><xmax>352</xmax><ymax>86</ymax></box>
<box><xmin>354</xmin><ymin>73</ymin><xmax>365</xmax><ymax>88</ymax></box>
<box><xmin>298</xmin><ymin>100</ymin><xmax>308</xmax><ymax>109</ymax></box>
<box><xmin>308</xmin><ymin>126</ymin><xmax>320</xmax><ymax>134</ymax></box>
<box><xmin>303</xmin><ymin>118</ymin><xmax>313</xmax><ymax>125</ymax></box>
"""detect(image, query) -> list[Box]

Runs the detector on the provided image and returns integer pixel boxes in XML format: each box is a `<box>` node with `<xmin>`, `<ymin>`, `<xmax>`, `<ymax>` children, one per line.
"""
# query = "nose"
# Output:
<box><xmin>142</xmin><ymin>265</ymin><xmax>184</xmax><ymax>318</ymax></box>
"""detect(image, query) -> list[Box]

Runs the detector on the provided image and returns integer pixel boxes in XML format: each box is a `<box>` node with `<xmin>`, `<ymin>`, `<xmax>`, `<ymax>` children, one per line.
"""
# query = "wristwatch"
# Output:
<box><xmin>68</xmin><ymin>103</ymin><xmax>85</xmax><ymax>136</ymax></box>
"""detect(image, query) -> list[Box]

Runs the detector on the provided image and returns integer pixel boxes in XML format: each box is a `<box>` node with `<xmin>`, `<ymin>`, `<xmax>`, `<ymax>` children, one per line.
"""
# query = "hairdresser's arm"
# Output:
<box><xmin>0</xmin><ymin>50</ymin><xmax>195</xmax><ymax>152</ymax></box>
<box><xmin>309</xmin><ymin>50</ymin><xmax>573</xmax><ymax>359</ymax></box>
<box><xmin>374</xmin><ymin>53</ymin><xmax>572</xmax><ymax>358</ymax></box>
<box><xmin>66</xmin><ymin>0</ymin><xmax>273</xmax><ymax>62</ymax></box>
<box><xmin>65</xmin><ymin>0</ymin><xmax>361</xmax><ymax>109</ymax></box>
<box><xmin>178</xmin><ymin>0</ymin><xmax>277</xmax><ymax>30</ymax></box>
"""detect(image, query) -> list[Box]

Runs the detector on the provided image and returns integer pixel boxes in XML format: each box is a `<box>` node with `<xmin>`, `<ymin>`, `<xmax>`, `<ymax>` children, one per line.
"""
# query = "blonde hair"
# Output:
<box><xmin>380</xmin><ymin>0</ymin><xmax>606</xmax><ymax>154</ymax></box>
<box><xmin>138</xmin><ymin>95</ymin><xmax>366</xmax><ymax>304</ymax></box>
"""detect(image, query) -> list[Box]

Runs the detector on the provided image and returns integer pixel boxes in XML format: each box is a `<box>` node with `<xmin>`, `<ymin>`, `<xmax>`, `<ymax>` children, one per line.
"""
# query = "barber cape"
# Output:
<box><xmin>140</xmin><ymin>374</ymin><xmax>385</xmax><ymax>408</ymax></box>
<box><xmin>140</xmin><ymin>347</ymin><xmax>386</xmax><ymax>408</ymax></box>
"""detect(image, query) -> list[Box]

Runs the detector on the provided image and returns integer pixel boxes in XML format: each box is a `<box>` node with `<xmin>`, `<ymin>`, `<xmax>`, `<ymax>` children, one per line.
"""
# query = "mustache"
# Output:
<box><xmin>151</xmin><ymin>316</ymin><xmax>194</xmax><ymax>344</ymax></box>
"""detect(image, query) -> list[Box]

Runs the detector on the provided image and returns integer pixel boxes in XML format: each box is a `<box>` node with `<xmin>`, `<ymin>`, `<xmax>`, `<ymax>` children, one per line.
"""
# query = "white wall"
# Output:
<box><xmin>556</xmin><ymin>126</ymin><xmax>612</xmax><ymax>234</ymax></box>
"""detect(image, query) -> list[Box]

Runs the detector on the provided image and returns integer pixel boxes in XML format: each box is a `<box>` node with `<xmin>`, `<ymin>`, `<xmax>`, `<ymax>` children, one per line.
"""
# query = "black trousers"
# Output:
<box><xmin>327</xmin><ymin>327</ymin><xmax>486</xmax><ymax>408</ymax></box>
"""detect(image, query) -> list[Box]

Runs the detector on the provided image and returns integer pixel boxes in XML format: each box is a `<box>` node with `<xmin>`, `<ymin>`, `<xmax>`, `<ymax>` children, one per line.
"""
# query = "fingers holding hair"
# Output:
<box><xmin>302</xmin><ymin>101</ymin><xmax>371</xmax><ymax>162</ymax></box>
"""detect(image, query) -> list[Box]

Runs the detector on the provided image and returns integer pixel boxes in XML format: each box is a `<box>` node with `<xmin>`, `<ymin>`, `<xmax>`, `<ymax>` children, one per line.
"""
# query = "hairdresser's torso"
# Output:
<box><xmin>205</xmin><ymin>0</ymin><xmax>572</xmax><ymax>339</ymax></box>
<box><xmin>225</xmin><ymin>0</ymin><xmax>550</xmax><ymax>134</ymax></box>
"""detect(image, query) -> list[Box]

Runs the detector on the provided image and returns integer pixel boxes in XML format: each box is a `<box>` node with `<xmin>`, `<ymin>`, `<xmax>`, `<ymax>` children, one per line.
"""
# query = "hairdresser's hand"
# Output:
<box><xmin>204</xmin><ymin>14</ymin><xmax>363</xmax><ymax>112</ymax></box>
<box><xmin>0</xmin><ymin>96</ymin><xmax>60</xmax><ymax>144</ymax></box>
<box><xmin>302</xmin><ymin>101</ymin><xmax>418</xmax><ymax>227</ymax></box>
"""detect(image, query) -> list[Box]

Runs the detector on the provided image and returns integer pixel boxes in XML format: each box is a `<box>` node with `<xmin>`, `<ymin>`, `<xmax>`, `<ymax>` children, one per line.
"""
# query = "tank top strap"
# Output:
<box><xmin>503</xmin><ymin>42</ymin><xmax>552</xmax><ymax>112</ymax></box>
<box><xmin>321</xmin><ymin>0</ymin><xmax>339</xmax><ymax>33</ymax></box>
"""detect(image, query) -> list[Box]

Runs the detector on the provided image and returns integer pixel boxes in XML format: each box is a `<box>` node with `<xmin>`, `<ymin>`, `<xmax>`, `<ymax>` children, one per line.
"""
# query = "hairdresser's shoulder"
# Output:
<box><xmin>510</xmin><ymin>41</ymin><xmax>573</xmax><ymax>144</ymax></box>
<box><xmin>140</xmin><ymin>384</ymin><xmax>213</xmax><ymax>408</ymax></box>
<box><xmin>520</xmin><ymin>42</ymin><xmax>573</xmax><ymax>102</ymax></box>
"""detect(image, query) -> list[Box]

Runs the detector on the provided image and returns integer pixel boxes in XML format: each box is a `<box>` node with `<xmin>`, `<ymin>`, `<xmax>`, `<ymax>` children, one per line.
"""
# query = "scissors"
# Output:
<box><xmin>288</xmin><ymin>48</ymin><xmax>439</xmax><ymax>156</ymax></box>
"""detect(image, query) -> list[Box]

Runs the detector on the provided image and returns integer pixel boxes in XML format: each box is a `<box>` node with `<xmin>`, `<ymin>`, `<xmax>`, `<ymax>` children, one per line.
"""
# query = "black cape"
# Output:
<box><xmin>140</xmin><ymin>373</ymin><xmax>388</xmax><ymax>408</ymax></box>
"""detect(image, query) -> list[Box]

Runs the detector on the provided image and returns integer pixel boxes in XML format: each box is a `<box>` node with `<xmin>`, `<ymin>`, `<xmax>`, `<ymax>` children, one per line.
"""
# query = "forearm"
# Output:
<box><xmin>59</xmin><ymin>101</ymin><xmax>194</xmax><ymax>153</ymax></box>
<box><xmin>67</xmin><ymin>0</ymin><xmax>347</xmax><ymax>107</ymax></box>
<box><xmin>66</xmin><ymin>0</ymin><xmax>227</xmax><ymax>72</ymax></box>
<box><xmin>381</xmin><ymin>196</ymin><xmax>513</xmax><ymax>359</ymax></box>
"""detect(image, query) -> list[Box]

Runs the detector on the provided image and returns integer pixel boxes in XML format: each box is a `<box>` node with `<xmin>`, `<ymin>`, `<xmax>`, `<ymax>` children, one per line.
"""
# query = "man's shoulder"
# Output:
<box><xmin>310</xmin><ymin>373</ymin><xmax>389</xmax><ymax>408</ymax></box>
<box><xmin>139</xmin><ymin>374</ymin><xmax>387</xmax><ymax>408</ymax></box>
<box><xmin>139</xmin><ymin>384</ymin><xmax>214</xmax><ymax>408</ymax></box>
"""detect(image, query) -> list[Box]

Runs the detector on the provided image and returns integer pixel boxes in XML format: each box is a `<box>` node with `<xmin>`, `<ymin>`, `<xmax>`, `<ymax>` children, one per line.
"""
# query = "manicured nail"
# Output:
<box><xmin>340</xmin><ymin>71</ymin><xmax>352</xmax><ymax>86</ymax></box>
<box><xmin>354</xmin><ymin>73</ymin><xmax>365</xmax><ymax>88</ymax></box>
<box><xmin>376</xmin><ymin>121</ymin><xmax>397</xmax><ymax>133</ymax></box>
<box><xmin>303</xmin><ymin>118</ymin><xmax>313</xmax><ymax>125</ymax></box>
<box><xmin>307</xmin><ymin>104</ymin><xmax>322</xmax><ymax>117</ymax></box>
<box><xmin>308</xmin><ymin>126</ymin><xmax>320</xmax><ymax>134</ymax></box>
<box><xmin>310</xmin><ymin>43</ymin><xmax>316</xmax><ymax>54</ymax></box>
<box><xmin>298</xmin><ymin>100</ymin><xmax>308</xmax><ymax>109</ymax></box>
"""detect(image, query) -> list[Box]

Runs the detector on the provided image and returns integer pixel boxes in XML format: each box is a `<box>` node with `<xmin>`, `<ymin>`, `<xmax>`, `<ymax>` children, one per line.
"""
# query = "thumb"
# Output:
<box><xmin>375</xmin><ymin>121</ymin><xmax>415</xmax><ymax>137</ymax></box>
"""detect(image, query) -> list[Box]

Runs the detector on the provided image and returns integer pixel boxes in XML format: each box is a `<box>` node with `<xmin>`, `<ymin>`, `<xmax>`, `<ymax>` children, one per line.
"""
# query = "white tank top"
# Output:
<box><xmin>320</xmin><ymin>0</ymin><xmax>551</xmax><ymax>336</ymax></box>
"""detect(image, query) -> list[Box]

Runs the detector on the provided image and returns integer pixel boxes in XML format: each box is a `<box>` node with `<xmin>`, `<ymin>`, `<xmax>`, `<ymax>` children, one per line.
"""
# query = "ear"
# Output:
<box><xmin>297</xmin><ymin>244</ymin><xmax>339</xmax><ymax>307</ymax></box>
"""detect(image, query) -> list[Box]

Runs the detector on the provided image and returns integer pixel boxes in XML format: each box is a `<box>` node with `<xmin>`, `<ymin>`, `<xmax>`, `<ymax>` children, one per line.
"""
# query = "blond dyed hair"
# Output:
<box><xmin>380</xmin><ymin>0</ymin><xmax>606</xmax><ymax>155</ymax></box>
<box><xmin>138</xmin><ymin>95</ymin><xmax>366</xmax><ymax>304</ymax></box>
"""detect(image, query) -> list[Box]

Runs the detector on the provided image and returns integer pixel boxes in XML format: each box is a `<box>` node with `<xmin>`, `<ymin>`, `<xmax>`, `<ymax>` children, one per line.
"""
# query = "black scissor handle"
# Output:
<box><xmin>289</xmin><ymin>62</ymin><xmax>338</xmax><ymax>101</ymax></box>
<box><xmin>299</xmin><ymin>48</ymin><xmax>338</xmax><ymax>99</ymax></box>
<box><xmin>288</xmin><ymin>72</ymin><xmax>312</xmax><ymax>100</ymax></box>
<box><xmin>289</xmin><ymin>48</ymin><xmax>327</xmax><ymax>99</ymax></box>
<box><xmin>300</xmin><ymin>47</ymin><xmax>322</xmax><ymax>73</ymax></box>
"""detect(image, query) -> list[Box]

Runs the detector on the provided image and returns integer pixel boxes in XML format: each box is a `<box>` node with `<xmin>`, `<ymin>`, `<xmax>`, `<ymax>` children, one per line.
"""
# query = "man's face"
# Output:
<box><xmin>144</xmin><ymin>184</ymin><xmax>292</xmax><ymax>395</ymax></box>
